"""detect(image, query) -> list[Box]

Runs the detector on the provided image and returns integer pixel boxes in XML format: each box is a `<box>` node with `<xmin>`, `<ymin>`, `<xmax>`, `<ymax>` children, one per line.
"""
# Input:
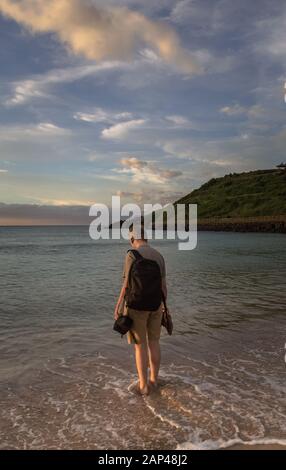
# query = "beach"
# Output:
<box><xmin>227</xmin><ymin>444</ymin><xmax>286</xmax><ymax>450</ymax></box>
<box><xmin>0</xmin><ymin>227</ymin><xmax>285</xmax><ymax>450</ymax></box>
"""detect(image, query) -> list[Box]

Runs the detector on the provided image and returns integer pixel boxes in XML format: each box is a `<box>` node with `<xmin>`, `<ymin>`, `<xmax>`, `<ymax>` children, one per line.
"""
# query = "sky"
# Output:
<box><xmin>0</xmin><ymin>0</ymin><xmax>286</xmax><ymax>224</ymax></box>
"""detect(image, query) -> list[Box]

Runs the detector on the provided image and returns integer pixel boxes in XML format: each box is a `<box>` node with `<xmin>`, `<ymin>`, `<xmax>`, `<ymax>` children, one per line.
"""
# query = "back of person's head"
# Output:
<box><xmin>129</xmin><ymin>216</ymin><xmax>147</xmax><ymax>244</ymax></box>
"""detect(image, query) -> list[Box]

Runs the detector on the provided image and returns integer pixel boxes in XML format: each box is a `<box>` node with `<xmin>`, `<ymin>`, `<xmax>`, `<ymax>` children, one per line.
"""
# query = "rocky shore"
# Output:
<box><xmin>196</xmin><ymin>216</ymin><xmax>286</xmax><ymax>233</ymax></box>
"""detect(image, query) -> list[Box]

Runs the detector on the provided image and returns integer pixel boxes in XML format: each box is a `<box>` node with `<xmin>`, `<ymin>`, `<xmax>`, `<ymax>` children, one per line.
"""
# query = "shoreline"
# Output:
<box><xmin>192</xmin><ymin>215</ymin><xmax>286</xmax><ymax>233</ymax></box>
<box><xmin>196</xmin><ymin>215</ymin><xmax>286</xmax><ymax>233</ymax></box>
<box><xmin>108</xmin><ymin>215</ymin><xmax>286</xmax><ymax>234</ymax></box>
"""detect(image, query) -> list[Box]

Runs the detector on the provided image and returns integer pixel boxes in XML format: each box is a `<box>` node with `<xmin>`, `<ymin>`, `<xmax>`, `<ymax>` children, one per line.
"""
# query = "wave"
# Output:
<box><xmin>177</xmin><ymin>437</ymin><xmax>286</xmax><ymax>450</ymax></box>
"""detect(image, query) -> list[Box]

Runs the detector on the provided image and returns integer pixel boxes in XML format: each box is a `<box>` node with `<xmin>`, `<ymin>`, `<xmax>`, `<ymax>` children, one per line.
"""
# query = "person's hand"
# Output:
<box><xmin>114</xmin><ymin>307</ymin><xmax>120</xmax><ymax>320</ymax></box>
<box><xmin>162</xmin><ymin>305</ymin><xmax>169</xmax><ymax>315</ymax></box>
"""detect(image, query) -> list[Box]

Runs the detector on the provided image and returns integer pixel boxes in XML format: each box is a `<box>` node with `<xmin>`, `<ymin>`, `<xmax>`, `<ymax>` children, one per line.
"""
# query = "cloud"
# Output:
<box><xmin>220</xmin><ymin>104</ymin><xmax>246</xmax><ymax>116</ymax></box>
<box><xmin>165</xmin><ymin>115</ymin><xmax>194</xmax><ymax>127</ymax></box>
<box><xmin>220</xmin><ymin>104</ymin><xmax>265</xmax><ymax>118</ymax></box>
<box><xmin>0</xmin><ymin>122</ymin><xmax>71</xmax><ymax>141</ymax></box>
<box><xmin>101</xmin><ymin>119</ymin><xmax>146</xmax><ymax>139</ymax></box>
<box><xmin>247</xmin><ymin>105</ymin><xmax>265</xmax><ymax>118</ymax></box>
<box><xmin>8</xmin><ymin>79</ymin><xmax>46</xmax><ymax>106</ymax></box>
<box><xmin>171</xmin><ymin>0</ymin><xmax>213</xmax><ymax>28</ymax></box>
<box><xmin>0</xmin><ymin>169</ymin><xmax>8</xmax><ymax>173</ymax></box>
<box><xmin>254</xmin><ymin>8</ymin><xmax>286</xmax><ymax>63</ymax></box>
<box><xmin>190</xmin><ymin>48</ymin><xmax>237</xmax><ymax>75</ymax></box>
<box><xmin>0</xmin><ymin>202</ymin><xmax>91</xmax><ymax>225</ymax></box>
<box><xmin>74</xmin><ymin>108</ymin><xmax>134</xmax><ymax>124</ymax></box>
<box><xmin>37</xmin><ymin>198</ymin><xmax>95</xmax><ymax>206</ymax></box>
<box><xmin>157</xmin><ymin>127</ymin><xmax>286</xmax><ymax>188</ymax></box>
<box><xmin>117</xmin><ymin>156</ymin><xmax>182</xmax><ymax>184</ymax></box>
<box><xmin>0</xmin><ymin>0</ymin><xmax>201</xmax><ymax>76</ymax></box>
<box><xmin>36</xmin><ymin>122</ymin><xmax>70</xmax><ymax>135</ymax></box>
<box><xmin>87</xmin><ymin>152</ymin><xmax>106</xmax><ymax>162</ymax></box>
<box><xmin>117</xmin><ymin>188</ymin><xmax>184</xmax><ymax>205</ymax></box>
<box><xmin>5</xmin><ymin>61</ymin><xmax>124</xmax><ymax>106</ymax></box>
<box><xmin>159</xmin><ymin>139</ymin><xmax>193</xmax><ymax>159</ymax></box>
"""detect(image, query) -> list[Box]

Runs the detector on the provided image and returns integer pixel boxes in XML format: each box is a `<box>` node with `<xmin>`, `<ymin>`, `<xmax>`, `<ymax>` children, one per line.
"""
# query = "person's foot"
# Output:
<box><xmin>128</xmin><ymin>381</ymin><xmax>149</xmax><ymax>396</ymax></box>
<box><xmin>139</xmin><ymin>383</ymin><xmax>149</xmax><ymax>396</ymax></box>
<box><xmin>149</xmin><ymin>380</ymin><xmax>158</xmax><ymax>390</ymax></box>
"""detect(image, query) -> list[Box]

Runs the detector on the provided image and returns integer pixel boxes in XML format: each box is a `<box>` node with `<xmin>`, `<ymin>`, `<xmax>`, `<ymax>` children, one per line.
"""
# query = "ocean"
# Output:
<box><xmin>0</xmin><ymin>227</ymin><xmax>285</xmax><ymax>449</ymax></box>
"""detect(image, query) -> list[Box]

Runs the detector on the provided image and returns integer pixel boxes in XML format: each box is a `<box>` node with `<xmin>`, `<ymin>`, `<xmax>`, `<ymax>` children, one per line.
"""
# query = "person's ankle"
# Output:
<box><xmin>149</xmin><ymin>379</ymin><xmax>158</xmax><ymax>387</ymax></box>
<box><xmin>139</xmin><ymin>383</ymin><xmax>149</xmax><ymax>395</ymax></box>
<box><xmin>139</xmin><ymin>380</ymin><xmax>147</xmax><ymax>389</ymax></box>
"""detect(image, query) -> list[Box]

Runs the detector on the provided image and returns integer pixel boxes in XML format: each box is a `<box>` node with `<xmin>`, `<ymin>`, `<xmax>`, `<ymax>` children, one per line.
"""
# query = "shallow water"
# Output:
<box><xmin>0</xmin><ymin>227</ymin><xmax>285</xmax><ymax>449</ymax></box>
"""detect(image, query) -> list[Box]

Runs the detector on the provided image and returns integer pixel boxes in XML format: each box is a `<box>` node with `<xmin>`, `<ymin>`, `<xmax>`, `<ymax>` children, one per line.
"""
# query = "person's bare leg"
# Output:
<box><xmin>148</xmin><ymin>340</ymin><xmax>161</xmax><ymax>387</ymax></box>
<box><xmin>134</xmin><ymin>343</ymin><xmax>149</xmax><ymax>394</ymax></box>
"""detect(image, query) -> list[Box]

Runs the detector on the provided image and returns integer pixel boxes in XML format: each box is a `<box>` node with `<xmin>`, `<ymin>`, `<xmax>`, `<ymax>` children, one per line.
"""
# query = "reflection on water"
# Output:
<box><xmin>0</xmin><ymin>227</ymin><xmax>285</xmax><ymax>449</ymax></box>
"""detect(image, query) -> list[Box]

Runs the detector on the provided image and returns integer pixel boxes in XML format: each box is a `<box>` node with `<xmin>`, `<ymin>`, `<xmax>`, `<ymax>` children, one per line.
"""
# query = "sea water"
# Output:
<box><xmin>0</xmin><ymin>227</ymin><xmax>285</xmax><ymax>449</ymax></box>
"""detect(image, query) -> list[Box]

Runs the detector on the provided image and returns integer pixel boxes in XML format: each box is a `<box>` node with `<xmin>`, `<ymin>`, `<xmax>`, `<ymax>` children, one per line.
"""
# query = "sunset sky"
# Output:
<box><xmin>0</xmin><ymin>0</ymin><xmax>285</xmax><ymax>224</ymax></box>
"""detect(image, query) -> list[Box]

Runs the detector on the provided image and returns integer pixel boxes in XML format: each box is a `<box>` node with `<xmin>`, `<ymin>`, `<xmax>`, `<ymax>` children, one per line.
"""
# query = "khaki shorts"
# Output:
<box><xmin>124</xmin><ymin>305</ymin><xmax>163</xmax><ymax>345</ymax></box>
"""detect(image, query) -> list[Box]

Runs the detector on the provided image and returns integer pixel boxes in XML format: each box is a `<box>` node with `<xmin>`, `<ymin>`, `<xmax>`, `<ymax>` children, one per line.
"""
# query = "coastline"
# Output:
<box><xmin>110</xmin><ymin>215</ymin><xmax>286</xmax><ymax>234</ymax></box>
<box><xmin>196</xmin><ymin>215</ymin><xmax>286</xmax><ymax>233</ymax></box>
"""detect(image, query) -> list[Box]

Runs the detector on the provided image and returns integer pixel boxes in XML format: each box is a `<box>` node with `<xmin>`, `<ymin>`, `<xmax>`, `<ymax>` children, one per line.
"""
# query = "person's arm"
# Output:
<box><xmin>114</xmin><ymin>252</ymin><xmax>132</xmax><ymax>320</ymax></box>
<box><xmin>161</xmin><ymin>256</ymin><xmax>167</xmax><ymax>302</ymax></box>
<box><xmin>114</xmin><ymin>282</ymin><xmax>127</xmax><ymax>320</ymax></box>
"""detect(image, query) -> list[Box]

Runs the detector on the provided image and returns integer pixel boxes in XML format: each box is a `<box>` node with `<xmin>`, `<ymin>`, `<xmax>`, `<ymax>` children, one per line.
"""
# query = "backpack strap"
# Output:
<box><xmin>161</xmin><ymin>290</ymin><xmax>168</xmax><ymax>311</ymax></box>
<box><xmin>127</xmin><ymin>249</ymin><xmax>143</xmax><ymax>261</ymax></box>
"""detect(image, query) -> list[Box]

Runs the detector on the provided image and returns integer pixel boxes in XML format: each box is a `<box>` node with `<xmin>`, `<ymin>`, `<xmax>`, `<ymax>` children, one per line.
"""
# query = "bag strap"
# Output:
<box><xmin>127</xmin><ymin>249</ymin><xmax>143</xmax><ymax>261</ymax></box>
<box><xmin>161</xmin><ymin>290</ymin><xmax>168</xmax><ymax>312</ymax></box>
<box><xmin>124</xmin><ymin>249</ymin><xmax>142</xmax><ymax>296</ymax></box>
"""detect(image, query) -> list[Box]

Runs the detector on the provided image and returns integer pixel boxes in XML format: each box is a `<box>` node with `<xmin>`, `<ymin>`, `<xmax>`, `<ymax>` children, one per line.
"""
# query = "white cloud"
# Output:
<box><xmin>101</xmin><ymin>119</ymin><xmax>146</xmax><ymax>140</ymax></box>
<box><xmin>5</xmin><ymin>61</ymin><xmax>125</xmax><ymax>106</ymax></box>
<box><xmin>117</xmin><ymin>156</ymin><xmax>182</xmax><ymax>184</ymax></box>
<box><xmin>220</xmin><ymin>104</ymin><xmax>246</xmax><ymax>116</ymax></box>
<box><xmin>165</xmin><ymin>115</ymin><xmax>194</xmax><ymax>127</ymax></box>
<box><xmin>35</xmin><ymin>123</ymin><xmax>70</xmax><ymax>135</ymax></box>
<box><xmin>0</xmin><ymin>0</ymin><xmax>201</xmax><ymax>76</ymax></box>
<box><xmin>220</xmin><ymin>104</ymin><xmax>265</xmax><ymax>118</ymax></box>
<box><xmin>0</xmin><ymin>122</ymin><xmax>71</xmax><ymax>140</ymax></box>
<box><xmin>8</xmin><ymin>79</ymin><xmax>46</xmax><ymax>105</ymax></box>
<box><xmin>139</xmin><ymin>48</ymin><xmax>161</xmax><ymax>63</ymax></box>
<box><xmin>117</xmin><ymin>188</ymin><xmax>184</xmax><ymax>205</ymax></box>
<box><xmin>159</xmin><ymin>139</ymin><xmax>193</xmax><ymax>159</ymax></box>
<box><xmin>74</xmin><ymin>108</ymin><xmax>134</xmax><ymax>124</ymax></box>
<box><xmin>36</xmin><ymin>198</ymin><xmax>94</xmax><ymax>206</ymax></box>
<box><xmin>254</xmin><ymin>11</ymin><xmax>286</xmax><ymax>62</ymax></box>
<box><xmin>191</xmin><ymin>48</ymin><xmax>237</xmax><ymax>75</ymax></box>
<box><xmin>0</xmin><ymin>169</ymin><xmax>8</xmax><ymax>174</ymax></box>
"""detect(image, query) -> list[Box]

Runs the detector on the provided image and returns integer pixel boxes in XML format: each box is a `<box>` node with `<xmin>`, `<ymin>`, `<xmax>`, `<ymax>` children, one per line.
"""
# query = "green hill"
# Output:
<box><xmin>176</xmin><ymin>169</ymin><xmax>286</xmax><ymax>218</ymax></box>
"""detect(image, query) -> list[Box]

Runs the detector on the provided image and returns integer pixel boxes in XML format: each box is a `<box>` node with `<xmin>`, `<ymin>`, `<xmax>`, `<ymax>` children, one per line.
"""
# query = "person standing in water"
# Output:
<box><xmin>114</xmin><ymin>221</ymin><xmax>167</xmax><ymax>395</ymax></box>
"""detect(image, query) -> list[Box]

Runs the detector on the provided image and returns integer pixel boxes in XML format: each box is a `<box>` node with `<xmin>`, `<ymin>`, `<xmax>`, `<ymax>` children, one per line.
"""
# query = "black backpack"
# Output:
<box><xmin>125</xmin><ymin>249</ymin><xmax>162</xmax><ymax>311</ymax></box>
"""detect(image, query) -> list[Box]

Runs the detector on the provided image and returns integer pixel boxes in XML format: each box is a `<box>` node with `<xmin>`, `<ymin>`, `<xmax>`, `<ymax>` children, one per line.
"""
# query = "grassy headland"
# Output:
<box><xmin>175</xmin><ymin>169</ymin><xmax>286</xmax><ymax>232</ymax></box>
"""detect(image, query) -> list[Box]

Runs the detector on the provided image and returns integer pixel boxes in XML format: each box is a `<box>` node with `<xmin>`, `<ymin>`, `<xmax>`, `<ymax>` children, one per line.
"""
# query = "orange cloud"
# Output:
<box><xmin>0</xmin><ymin>0</ymin><xmax>201</xmax><ymax>75</ymax></box>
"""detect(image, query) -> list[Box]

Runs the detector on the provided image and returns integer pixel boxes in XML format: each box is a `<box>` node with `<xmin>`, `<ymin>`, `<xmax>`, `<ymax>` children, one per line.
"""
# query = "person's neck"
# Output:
<box><xmin>133</xmin><ymin>240</ymin><xmax>147</xmax><ymax>249</ymax></box>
